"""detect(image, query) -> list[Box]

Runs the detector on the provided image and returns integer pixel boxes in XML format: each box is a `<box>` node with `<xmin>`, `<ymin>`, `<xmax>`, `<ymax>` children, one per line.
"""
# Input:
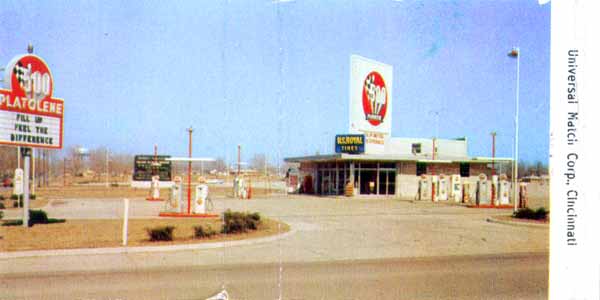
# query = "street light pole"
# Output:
<box><xmin>187</xmin><ymin>127</ymin><xmax>193</xmax><ymax>214</ymax></box>
<box><xmin>508</xmin><ymin>47</ymin><xmax>520</xmax><ymax>212</ymax></box>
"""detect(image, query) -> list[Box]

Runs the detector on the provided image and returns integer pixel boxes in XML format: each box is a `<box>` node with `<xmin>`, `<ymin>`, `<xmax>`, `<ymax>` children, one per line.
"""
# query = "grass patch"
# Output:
<box><xmin>0</xmin><ymin>218</ymin><xmax>288</xmax><ymax>252</ymax></box>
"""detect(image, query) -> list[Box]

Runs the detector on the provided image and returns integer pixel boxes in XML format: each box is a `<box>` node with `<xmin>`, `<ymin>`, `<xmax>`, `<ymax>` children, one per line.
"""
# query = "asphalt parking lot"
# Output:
<box><xmin>1</xmin><ymin>194</ymin><xmax>548</xmax><ymax>273</ymax></box>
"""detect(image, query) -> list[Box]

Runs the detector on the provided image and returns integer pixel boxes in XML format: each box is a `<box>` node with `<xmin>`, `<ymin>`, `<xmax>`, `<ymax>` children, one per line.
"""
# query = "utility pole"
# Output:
<box><xmin>237</xmin><ymin>145</ymin><xmax>241</xmax><ymax>176</ymax></box>
<box><xmin>105</xmin><ymin>148</ymin><xmax>110</xmax><ymax>188</ymax></box>
<box><xmin>491</xmin><ymin>131</ymin><xmax>497</xmax><ymax>205</ymax></box>
<box><xmin>431</xmin><ymin>137</ymin><xmax>436</xmax><ymax>202</ymax></box>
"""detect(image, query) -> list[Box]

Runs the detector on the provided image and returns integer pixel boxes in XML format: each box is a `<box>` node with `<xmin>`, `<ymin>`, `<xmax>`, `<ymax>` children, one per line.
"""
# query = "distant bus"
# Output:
<box><xmin>133</xmin><ymin>155</ymin><xmax>172</xmax><ymax>181</ymax></box>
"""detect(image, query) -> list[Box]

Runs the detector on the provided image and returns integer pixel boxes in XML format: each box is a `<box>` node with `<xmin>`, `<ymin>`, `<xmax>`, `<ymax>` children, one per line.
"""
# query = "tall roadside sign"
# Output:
<box><xmin>0</xmin><ymin>54</ymin><xmax>64</xmax><ymax>149</ymax></box>
<box><xmin>1</xmin><ymin>51</ymin><xmax>64</xmax><ymax>227</ymax></box>
<box><xmin>349</xmin><ymin>55</ymin><xmax>393</xmax><ymax>154</ymax></box>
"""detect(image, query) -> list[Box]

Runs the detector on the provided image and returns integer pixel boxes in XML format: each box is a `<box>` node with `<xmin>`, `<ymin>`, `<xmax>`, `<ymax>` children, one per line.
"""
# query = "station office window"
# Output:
<box><xmin>412</xmin><ymin>143</ymin><xmax>422</xmax><ymax>154</ymax></box>
<box><xmin>416</xmin><ymin>162</ymin><xmax>427</xmax><ymax>176</ymax></box>
<box><xmin>460</xmin><ymin>163</ymin><xmax>470</xmax><ymax>177</ymax></box>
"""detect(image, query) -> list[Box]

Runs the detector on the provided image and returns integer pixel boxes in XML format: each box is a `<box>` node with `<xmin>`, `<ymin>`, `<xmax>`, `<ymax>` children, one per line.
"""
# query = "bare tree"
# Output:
<box><xmin>250</xmin><ymin>154</ymin><xmax>266</xmax><ymax>171</ymax></box>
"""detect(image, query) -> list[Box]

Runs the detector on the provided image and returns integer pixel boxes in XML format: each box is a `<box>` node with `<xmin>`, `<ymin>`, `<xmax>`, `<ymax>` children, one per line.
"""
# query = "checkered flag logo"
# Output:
<box><xmin>12</xmin><ymin>61</ymin><xmax>30</xmax><ymax>91</ymax></box>
<box><xmin>364</xmin><ymin>74</ymin><xmax>376</xmax><ymax>113</ymax></box>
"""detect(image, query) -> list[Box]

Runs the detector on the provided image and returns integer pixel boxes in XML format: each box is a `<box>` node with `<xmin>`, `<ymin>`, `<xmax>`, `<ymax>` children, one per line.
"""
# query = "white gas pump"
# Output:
<box><xmin>13</xmin><ymin>168</ymin><xmax>23</xmax><ymax>197</ymax></box>
<box><xmin>491</xmin><ymin>175</ymin><xmax>499</xmax><ymax>206</ymax></box>
<box><xmin>498</xmin><ymin>174</ymin><xmax>510</xmax><ymax>205</ymax></box>
<box><xmin>166</xmin><ymin>176</ymin><xmax>183</xmax><ymax>213</ymax></box>
<box><xmin>238</xmin><ymin>178</ymin><xmax>247</xmax><ymax>199</ymax></box>
<box><xmin>438</xmin><ymin>174</ymin><xmax>448</xmax><ymax>201</ymax></box>
<box><xmin>194</xmin><ymin>184</ymin><xmax>208</xmax><ymax>214</ymax></box>
<box><xmin>233</xmin><ymin>177</ymin><xmax>239</xmax><ymax>198</ymax></box>
<box><xmin>148</xmin><ymin>175</ymin><xmax>161</xmax><ymax>200</ymax></box>
<box><xmin>476</xmin><ymin>174</ymin><xmax>490</xmax><ymax>205</ymax></box>
<box><xmin>450</xmin><ymin>174</ymin><xmax>462</xmax><ymax>203</ymax></box>
<box><xmin>419</xmin><ymin>175</ymin><xmax>429</xmax><ymax>201</ymax></box>
<box><xmin>431</xmin><ymin>175</ymin><xmax>439</xmax><ymax>202</ymax></box>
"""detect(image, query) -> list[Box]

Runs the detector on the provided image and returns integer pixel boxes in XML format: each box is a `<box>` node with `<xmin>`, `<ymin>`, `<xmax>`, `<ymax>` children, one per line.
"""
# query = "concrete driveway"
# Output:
<box><xmin>0</xmin><ymin>195</ymin><xmax>548</xmax><ymax>275</ymax></box>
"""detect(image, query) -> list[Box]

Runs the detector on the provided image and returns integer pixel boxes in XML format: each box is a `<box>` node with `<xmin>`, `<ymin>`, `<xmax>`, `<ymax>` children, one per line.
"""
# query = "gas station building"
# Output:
<box><xmin>285</xmin><ymin>136</ymin><xmax>512</xmax><ymax>199</ymax></box>
<box><xmin>284</xmin><ymin>55</ymin><xmax>513</xmax><ymax>200</ymax></box>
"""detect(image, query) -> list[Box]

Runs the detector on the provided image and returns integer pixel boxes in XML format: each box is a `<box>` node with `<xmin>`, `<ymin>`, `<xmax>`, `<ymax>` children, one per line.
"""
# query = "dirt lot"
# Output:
<box><xmin>0</xmin><ymin>218</ymin><xmax>289</xmax><ymax>252</ymax></box>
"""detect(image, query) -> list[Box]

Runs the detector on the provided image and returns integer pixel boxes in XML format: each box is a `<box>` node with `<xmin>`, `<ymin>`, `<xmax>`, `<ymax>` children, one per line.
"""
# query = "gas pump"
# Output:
<box><xmin>463</xmin><ymin>182</ymin><xmax>471</xmax><ymax>203</ymax></box>
<box><xmin>450</xmin><ymin>174</ymin><xmax>462</xmax><ymax>203</ymax></box>
<box><xmin>166</xmin><ymin>176</ymin><xmax>183</xmax><ymax>213</ymax></box>
<box><xmin>498</xmin><ymin>174</ymin><xmax>510</xmax><ymax>205</ymax></box>
<box><xmin>476</xmin><ymin>174</ymin><xmax>489</xmax><ymax>205</ymax></box>
<box><xmin>491</xmin><ymin>175</ymin><xmax>499</xmax><ymax>206</ymax></box>
<box><xmin>147</xmin><ymin>175</ymin><xmax>161</xmax><ymax>200</ymax></box>
<box><xmin>233</xmin><ymin>177</ymin><xmax>239</xmax><ymax>198</ymax></box>
<box><xmin>519</xmin><ymin>183</ymin><xmax>528</xmax><ymax>208</ymax></box>
<box><xmin>431</xmin><ymin>175</ymin><xmax>439</xmax><ymax>202</ymax></box>
<box><xmin>418</xmin><ymin>175</ymin><xmax>429</xmax><ymax>201</ymax></box>
<box><xmin>438</xmin><ymin>174</ymin><xmax>448</xmax><ymax>201</ymax></box>
<box><xmin>194</xmin><ymin>184</ymin><xmax>208</xmax><ymax>214</ymax></box>
<box><xmin>238</xmin><ymin>177</ymin><xmax>247</xmax><ymax>199</ymax></box>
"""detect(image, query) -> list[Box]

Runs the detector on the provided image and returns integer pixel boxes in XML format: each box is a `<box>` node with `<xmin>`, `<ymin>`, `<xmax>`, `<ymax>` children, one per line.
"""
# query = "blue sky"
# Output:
<box><xmin>0</xmin><ymin>0</ymin><xmax>550</xmax><ymax>165</ymax></box>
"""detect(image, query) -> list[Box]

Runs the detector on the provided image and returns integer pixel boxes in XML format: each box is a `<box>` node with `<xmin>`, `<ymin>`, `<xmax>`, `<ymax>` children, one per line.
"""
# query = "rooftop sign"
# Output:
<box><xmin>349</xmin><ymin>55</ymin><xmax>392</xmax><ymax>154</ymax></box>
<box><xmin>0</xmin><ymin>54</ymin><xmax>64</xmax><ymax>149</ymax></box>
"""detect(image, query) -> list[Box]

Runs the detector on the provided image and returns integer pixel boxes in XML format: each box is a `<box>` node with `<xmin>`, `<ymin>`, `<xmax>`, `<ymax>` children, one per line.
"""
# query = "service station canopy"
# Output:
<box><xmin>0</xmin><ymin>54</ymin><xmax>64</xmax><ymax>149</ymax></box>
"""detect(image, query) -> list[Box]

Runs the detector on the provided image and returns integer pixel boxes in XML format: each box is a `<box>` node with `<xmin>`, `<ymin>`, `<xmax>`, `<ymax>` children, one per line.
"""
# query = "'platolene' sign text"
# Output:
<box><xmin>0</xmin><ymin>54</ymin><xmax>64</xmax><ymax>149</ymax></box>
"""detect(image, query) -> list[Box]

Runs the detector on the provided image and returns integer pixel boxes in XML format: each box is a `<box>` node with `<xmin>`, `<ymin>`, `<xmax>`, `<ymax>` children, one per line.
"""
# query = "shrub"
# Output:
<box><xmin>222</xmin><ymin>210</ymin><xmax>262</xmax><ymax>234</ymax></box>
<box><xmin>11</xmin><ymin>194</ymin><xmax>35</xmax><ymax>200</ymax></box>
<box><xmin>0</xmin><ymin>202</ymin><xmax>5</xmax><ymax>209</ymax></box>
<box><xmin>29</xmin><ymin>209</ymin><xmax>49</xmax><ymax>225</ymax></box>
<box><xmin>0</xmin><ymin>195</ymin><xmax>5</xmax><ymax>200</ymax></box>
<box><xmin>0</xmin><ymin>211</ymin><xmax>3</xmax><ymax>220</ymax></box>
<box><xmin>2</xmin><ymin>220</ymin><xmax>21</xmax><ymax>226</ymax></box>
<box><xmin>1</xmin><ymin>210</ymin><xmax>63</xmax><ymax>227</ymax></box>
<box><xmin>147</xmin><ymin>226</ymin><xmax>175</xmax><ymax>241</ymax></box>
<box><xmin>194</xmin><ymin>224</ymin><xmax>217</xmax><ymax>239</ymax></box>
<box><xmin>513</xmin><ymin>207</ymin><xmax>548</xmax><ymax>220</ymax></box>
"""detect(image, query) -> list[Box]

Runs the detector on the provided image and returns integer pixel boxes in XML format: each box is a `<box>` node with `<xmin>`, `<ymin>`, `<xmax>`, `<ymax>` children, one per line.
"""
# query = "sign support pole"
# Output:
<box><xmin>22</xmin><ymin>148</ymin><xmax>31</xmax><ymax>228</ymax></box>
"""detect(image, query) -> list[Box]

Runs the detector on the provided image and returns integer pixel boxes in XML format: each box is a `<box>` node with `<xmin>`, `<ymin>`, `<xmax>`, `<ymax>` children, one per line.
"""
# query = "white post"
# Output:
<box><xmin>22</xmin><ymin>149</ymin><xmax>30</xmax><ymax>228</ymax></box>
<box><xmin>513</xmin><ymin>48</ymin><xmax>520</xmax><ymax>212</ymax></box>
<box><xmin>122</xmin><ymin>198</ymin><xmax>129</xmax><ymax>246</ymax></box>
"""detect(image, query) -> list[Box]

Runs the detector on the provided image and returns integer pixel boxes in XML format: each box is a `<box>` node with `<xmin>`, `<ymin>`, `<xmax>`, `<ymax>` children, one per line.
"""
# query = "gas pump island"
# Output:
<box><xmin>0</xmin><ymin>48</ymin><xmax>65</xmax><ymax>227</ymax></box>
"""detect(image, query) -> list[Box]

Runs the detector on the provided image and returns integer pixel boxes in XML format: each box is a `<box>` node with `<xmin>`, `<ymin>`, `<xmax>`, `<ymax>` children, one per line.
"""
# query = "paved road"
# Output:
<box><xmin>0</xmin><ymin>252</ymin><xmax>548</xmax><ymax>300</ymax></box>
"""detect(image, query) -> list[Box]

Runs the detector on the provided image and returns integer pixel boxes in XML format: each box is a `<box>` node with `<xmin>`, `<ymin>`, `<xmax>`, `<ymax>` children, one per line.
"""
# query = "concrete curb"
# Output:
<box><xmin>486</xmin><ymin>216</ymin><xmax>548</xmax><ymax>228</ymax></box>
<box><xmin>0</xmin><ymin>229</ymin><xmax>296</xmax><ymax>259</ymax></box>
